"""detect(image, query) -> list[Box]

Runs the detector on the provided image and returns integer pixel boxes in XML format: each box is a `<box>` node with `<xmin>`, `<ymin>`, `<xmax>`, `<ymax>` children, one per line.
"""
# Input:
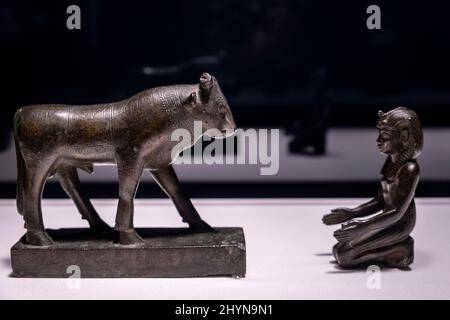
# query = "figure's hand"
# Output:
<box><xmin>341</xmin><ymin>218</ymin><xmax>362</xmax><ymax>228</ymax></box>
<box><xmin>322</xmin><ymin>208</ymin><xmax>355</xmax><ymax>225</ymax></box>
<box><xmin>333</xmin><ymin>222</ymin><xmax>366</xmax><ymax>244</ymax></box>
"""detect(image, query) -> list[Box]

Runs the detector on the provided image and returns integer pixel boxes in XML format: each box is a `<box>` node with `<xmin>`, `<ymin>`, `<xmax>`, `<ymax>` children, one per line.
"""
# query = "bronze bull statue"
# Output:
<box><xmin>14</xmin><ymin>73</ymin><xmax>236</xmax><ymax>246</ymax></box>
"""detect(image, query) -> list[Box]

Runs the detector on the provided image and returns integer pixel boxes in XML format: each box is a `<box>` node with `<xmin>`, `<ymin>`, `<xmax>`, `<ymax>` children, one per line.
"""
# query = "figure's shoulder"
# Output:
<box><xmin>397</xmin><ymin>161</ymin><xmax>420</xmax><ymax>178</ymax></box>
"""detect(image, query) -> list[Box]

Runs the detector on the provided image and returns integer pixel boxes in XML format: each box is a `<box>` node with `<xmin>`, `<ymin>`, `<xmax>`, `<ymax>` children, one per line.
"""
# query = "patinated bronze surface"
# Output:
<box><xmin>11</xmin><ymin>227</ymin><xmax>246</xmax><ymax>278</ymax></box>
<box><xmin>14</xmin><ymin>73</ymin><xmax>236</xmax><ymax>246</ymax></box>
<box><xmin>323</xmin><ymin>107</ymin><xmax>423</xmax><ymax>269</ymax></box>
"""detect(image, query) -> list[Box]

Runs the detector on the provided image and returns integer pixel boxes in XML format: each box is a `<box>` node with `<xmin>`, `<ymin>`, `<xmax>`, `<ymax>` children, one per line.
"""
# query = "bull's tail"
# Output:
<box><xmin>14</xmin><ymin>108</ymin><xmax>25</xmax><ymax>216</ymax></box>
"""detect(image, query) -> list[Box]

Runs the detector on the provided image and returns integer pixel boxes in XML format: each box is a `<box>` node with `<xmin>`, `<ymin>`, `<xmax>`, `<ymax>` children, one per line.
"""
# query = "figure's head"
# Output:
<box><xmin>184</xmin><ymin>73</ymin><xmax>236</xmax><ymax>138</ymax></box>
<box><xmin>376</xmin><ymin>107</ymin><xmax>423</xmax><ymax>158</ymax></box>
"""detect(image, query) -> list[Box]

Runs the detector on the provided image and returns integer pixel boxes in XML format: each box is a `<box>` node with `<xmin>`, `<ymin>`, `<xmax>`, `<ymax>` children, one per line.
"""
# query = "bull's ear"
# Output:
<box><xmin>185</xmin><ymin>92</ymin><xmax>197</xmax><ymax>109</ymax></box>
<box><xmin>199</xmin><ymin>72</ymin><xmax>213</xmax><ymax>98</ymax></box>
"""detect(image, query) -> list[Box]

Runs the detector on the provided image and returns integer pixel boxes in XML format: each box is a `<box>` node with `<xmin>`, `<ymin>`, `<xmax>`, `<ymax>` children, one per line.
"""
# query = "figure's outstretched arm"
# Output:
<box><xmin>351</xmin><ymin>185</ymin><xmax>384</xmax><ymax>218</ymax></box>
<box><xmin>334</xmin><ymin>162</ymin><xmax>419</xmax><ymax>245</ymax></box>
<box><xmin>322</xmin><ymin>185</ymin><xmax>383</xmax><ymax>225</ymax></box>
<box><xmin>363</xmin><ymin>162</ymin><xmax>419</xmax><ymax>229</ymax></box>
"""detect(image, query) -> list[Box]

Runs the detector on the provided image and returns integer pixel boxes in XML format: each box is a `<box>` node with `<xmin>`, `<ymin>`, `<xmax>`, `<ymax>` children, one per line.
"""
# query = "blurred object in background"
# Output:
<box><xmin>205</xmin><ymin>0</ymin><xmax>302</xmax><ymax>93</ymax></box>
<box><xmin>288</xmin><ymin>67</ymin><xmax>332</xmax><ymax>155</ymax></box>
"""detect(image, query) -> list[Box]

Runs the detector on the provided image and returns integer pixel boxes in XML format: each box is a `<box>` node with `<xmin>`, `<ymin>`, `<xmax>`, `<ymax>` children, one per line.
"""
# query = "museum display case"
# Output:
<box><xmin>1</xmin><ymin>0</ymin><xmax>450</xmax><ymax>307</ymax></box>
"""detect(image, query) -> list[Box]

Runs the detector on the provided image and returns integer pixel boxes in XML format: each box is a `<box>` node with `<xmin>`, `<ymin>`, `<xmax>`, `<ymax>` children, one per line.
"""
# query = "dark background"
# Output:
<box><xmin>1</xmin><ymin>0</ymin><xmax>449</xmax><ymax>197</ymax></box>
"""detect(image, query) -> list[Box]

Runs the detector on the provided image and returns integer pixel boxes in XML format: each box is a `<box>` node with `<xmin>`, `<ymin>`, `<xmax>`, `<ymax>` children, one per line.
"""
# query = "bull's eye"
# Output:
<box><xmin>218</xmin><ymin>104</ymin><xmax>227</xmax><ymax>115</ymax></box>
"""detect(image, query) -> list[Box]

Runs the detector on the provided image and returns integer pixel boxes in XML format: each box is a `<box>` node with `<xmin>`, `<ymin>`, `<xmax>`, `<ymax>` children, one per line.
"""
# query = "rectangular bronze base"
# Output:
<box><xmin>11</xmin><ymin>227</ymin><xmax>246</xmax><ymax>278</ymax></box>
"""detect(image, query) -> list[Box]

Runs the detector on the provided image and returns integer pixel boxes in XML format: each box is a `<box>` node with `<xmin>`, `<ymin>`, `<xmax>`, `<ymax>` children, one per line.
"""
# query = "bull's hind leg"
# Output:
<box><xmin>57</xmin><ymin>166</ymin><xmax>111</xmax><ymax>232</ymax></box>
<box><xmin>22</xmin><ymin>156</ymin><xmax>55</xmax><ymax>246</ymax></box>
<box><xmin>115</xmin><ymin>158</ymin><xmax>145</xmax><ymax>245</ymax></box>
<box><xmin>150</xmin><ymin>165</ymin><xmax>214</xmax><ymax>233</ymax></box>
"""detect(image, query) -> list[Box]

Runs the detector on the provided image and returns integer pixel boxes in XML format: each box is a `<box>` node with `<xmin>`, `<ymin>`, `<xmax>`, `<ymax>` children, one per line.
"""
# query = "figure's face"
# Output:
<box><xmin>376</xmin><ymin>108</ymin><xmax>422</xmax><ymax>159</ymax></box>
<box><xmin>377</xmin><ymin>127</ymin><xmax>407</xmax><ymax>155</ymax></box>
<box><xmin>377</xmin><ymin>128</ymin><xmax>396</xmax><ymax>154</ymax></box>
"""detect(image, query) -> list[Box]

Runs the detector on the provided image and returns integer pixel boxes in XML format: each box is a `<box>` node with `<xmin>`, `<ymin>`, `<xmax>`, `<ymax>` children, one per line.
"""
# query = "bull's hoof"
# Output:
<box><xmin>119</xmin><ymin>229</ymin><xmax>144</xmax><ymax>245</ymax></box>
<box><xmin>189</xmin><ymin>220</ymin><xmax>215</xmax><ymax>233</ymax></box>
<box><xmin>26</xmin><ymin>230</ymin><xmax>55</xmax><ymax>246</ymax></box>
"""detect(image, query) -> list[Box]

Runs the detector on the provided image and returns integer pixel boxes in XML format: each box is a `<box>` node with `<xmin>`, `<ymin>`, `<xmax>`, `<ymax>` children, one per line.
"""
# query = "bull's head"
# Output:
<box><xmin>184</xmin><ymin>73</ymin><xmax>236</xmax><ymax>138</ymax></box>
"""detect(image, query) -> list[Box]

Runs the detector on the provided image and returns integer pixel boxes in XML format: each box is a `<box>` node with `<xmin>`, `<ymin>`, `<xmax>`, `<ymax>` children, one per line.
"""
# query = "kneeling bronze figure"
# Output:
<box><xmin>323</xmin><ymin>107</ymin><xmax>423</xmax><ymax>269</ymax></box>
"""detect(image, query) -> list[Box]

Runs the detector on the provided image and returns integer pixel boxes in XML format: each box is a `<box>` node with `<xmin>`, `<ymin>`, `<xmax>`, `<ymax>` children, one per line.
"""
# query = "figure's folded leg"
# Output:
<box><xmin>334</xmin><ymin>236</ymin><xmax>414</xmax><ymax>269</ymax></box>
<box><xmin>333</xmin><ymin>242</ymin><xmax>358</xmax><ymax>268</ymax></box>
<box><xmin>383</xmin><ymin>236</ymin><xmax>414</xmax><ymax>268</ymax></box>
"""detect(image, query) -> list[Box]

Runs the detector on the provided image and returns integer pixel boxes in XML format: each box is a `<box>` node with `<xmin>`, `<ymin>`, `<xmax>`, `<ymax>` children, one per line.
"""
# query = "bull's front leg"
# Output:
<box><xmin>115</xmin><ymin>155</ymin><xmax>145</xmax><ymax>245</ymax></box>
<box><xmin>150</xmin><ymin>165</ymin><xmax>214</xmax><ymax>233</ymax></box>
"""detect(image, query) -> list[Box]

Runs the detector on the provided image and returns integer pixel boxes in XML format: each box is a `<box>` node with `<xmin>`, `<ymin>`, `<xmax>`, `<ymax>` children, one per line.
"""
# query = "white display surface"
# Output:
<box><xmin>0</xmin><ymin>198</ymin><xmax>449</xmax><ymax>300</ymax></box>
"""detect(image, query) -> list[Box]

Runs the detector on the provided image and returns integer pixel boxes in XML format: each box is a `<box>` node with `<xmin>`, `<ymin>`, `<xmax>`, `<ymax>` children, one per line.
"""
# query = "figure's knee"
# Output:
<box><xmin>332</xmin><ymin>242</ymin><xmax>341</xmax><ymax>258</ymax></box>
<box><xmin>333</xmin><ymin>243</ymin><xmax>356</xmax><ymax>268</ymax></box>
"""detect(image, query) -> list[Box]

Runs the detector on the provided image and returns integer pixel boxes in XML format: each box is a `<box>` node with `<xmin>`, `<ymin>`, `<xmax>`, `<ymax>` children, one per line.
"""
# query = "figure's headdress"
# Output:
<box><xmin>377</xmin><ymin>107</ymin><xmax>423</xmax><ymax>159</ymax></box>
<box><xmin>378</xmin><ymin>107</ymin><xmax>423</xmax><ymax>179</ymax></box>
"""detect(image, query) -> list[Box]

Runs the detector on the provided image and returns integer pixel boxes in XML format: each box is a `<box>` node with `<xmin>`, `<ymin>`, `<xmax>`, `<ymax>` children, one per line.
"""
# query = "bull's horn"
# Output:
<box><xmin>199</xmin><ymin>73</ymin><xmax>213</xmax><ymax>97</ymax></box>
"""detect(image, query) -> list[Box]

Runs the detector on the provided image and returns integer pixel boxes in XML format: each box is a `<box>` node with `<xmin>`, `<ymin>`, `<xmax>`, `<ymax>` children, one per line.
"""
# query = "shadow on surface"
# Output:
<box><xmin>1</xmin><ymin>257</ymin><xmax>11</xmax><ymax>268</ymax></box>
<box><xmin>326</xmin><ymin>263</ymin><xmax>403</xmax><ymax>274</ymax></box>
<box><xmin>413</xmin><ymin>249</ymin><xmax>433</xmax><ymax>269</ymax></box>
<box><xmin>315</xmin><ymin>252</ymin><xmax>333</xmax><ymax>256</ymax></box>
<box><xmin>1</xmin><ymin>257</ymin><xmax>14</xmax><ymax>278</ymax></box>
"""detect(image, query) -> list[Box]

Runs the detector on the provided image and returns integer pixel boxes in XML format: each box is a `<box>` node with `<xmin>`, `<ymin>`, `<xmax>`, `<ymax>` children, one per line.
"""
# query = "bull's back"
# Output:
<box><xmin>15</xmin><ymin>102</ymin><xmax>124</xmax><ymax>156</ymax></box>
<box><xmin>14</xmin><ymin>85</ymin><xmax>191</xmax><ymax>164</ymax></box>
